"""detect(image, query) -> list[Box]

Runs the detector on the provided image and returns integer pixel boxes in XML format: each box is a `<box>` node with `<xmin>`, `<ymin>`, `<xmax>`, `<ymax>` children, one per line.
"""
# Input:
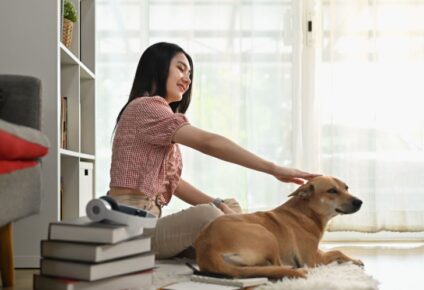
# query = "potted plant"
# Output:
<box><xmin>62</xmin><ymin>0</ymin><xmax>78</xmax><ymax>48</ymax></box>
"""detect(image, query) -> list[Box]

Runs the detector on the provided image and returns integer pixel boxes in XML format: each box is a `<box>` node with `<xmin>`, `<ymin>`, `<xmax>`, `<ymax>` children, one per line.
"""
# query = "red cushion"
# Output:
<box><xmin>0</xmin><ymin>119</ymin><xmax>49</xmax><ymax>174</ymax></box>
<box><xmin>0</xmin><ymin>129</ymin><xmax>48</xmax><ymax>160</ymax></box>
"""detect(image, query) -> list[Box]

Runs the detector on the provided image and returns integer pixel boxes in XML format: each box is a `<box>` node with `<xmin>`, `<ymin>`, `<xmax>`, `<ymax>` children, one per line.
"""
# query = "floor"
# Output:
<box><xmin>1</xmin><ymin>242</ymin><xmax>424</xmax><ymax>290</ymax></box>
<box><xmin>321</xmin><ymin>242</ymin><xmax>424</xmax><ymax>290</ymax></box>
<box><xmin>0</xmin><ymin>269</ymin><xmax>37</xmax><ymax>290</ymax></box>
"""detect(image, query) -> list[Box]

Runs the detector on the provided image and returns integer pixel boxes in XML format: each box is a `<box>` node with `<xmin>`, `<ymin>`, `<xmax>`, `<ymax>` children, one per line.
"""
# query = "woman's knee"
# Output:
<box><xmin>189</xmin><ymin>203</ymin><xmax>223</xmax><ymax>229</ymax></box>
<box><xmin>152</xmin><ymin>204</ymin><xmax>222</xmax><ymax>259</ymax></box>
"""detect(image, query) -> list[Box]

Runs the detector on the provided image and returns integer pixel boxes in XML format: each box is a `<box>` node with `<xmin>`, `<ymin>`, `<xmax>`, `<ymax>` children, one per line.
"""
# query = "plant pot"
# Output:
<box><xmin>62</xmin><ymin>18</ymin><xmax>73</xmax><ymax>49</ymax></box>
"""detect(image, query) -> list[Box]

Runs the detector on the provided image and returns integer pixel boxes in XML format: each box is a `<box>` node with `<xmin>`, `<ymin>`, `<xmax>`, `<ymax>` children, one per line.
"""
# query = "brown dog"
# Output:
<box><xmin>194</xmin><ymin>176</ymin><xmax>364</xmax><ymax>279</ymax></box>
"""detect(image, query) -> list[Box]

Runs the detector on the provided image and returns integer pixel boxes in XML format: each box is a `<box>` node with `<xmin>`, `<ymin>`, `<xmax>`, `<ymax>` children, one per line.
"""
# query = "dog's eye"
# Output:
<box><xmin>327</xmin><ymin>188</ymin><xmax>338</xmax><ymax>194</ymax></box>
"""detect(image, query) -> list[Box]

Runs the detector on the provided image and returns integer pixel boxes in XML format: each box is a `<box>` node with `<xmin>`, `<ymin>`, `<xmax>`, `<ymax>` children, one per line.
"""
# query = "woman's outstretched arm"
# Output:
<box><xmin>173</xmin><ymin>125</ymin><xmax>320</xmax><ymax>184</ymax></box>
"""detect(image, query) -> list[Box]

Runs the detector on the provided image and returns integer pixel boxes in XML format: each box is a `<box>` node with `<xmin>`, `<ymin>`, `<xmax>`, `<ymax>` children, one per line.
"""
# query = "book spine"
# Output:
<box><xmin>41</xmin><ymin>253</ymin><xmax>155</xmax><ymax>282</ymax></box>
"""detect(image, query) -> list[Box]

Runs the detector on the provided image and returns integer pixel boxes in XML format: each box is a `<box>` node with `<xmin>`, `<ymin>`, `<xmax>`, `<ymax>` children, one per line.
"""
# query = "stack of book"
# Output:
<box><xmin>34</xmin><ymin>216</ymin><xmax>155</xmax><ymax>290</ymax></box>
<box><xmin>60</xmin><ymin>96</ymin><xmax>68</xmax><ymax>149</ymax></box>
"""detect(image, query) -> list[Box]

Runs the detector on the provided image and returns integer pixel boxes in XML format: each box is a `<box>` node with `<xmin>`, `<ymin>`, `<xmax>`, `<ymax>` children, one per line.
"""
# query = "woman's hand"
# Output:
<box><xmin>219</xmin><ymin>202</ymin><xmax>236</xmax><ymax>215</ymax></box>
<box><xmin>272</xmin><ymin>165</ymin><xmax>321</xmax><ymax>185</ymax></box>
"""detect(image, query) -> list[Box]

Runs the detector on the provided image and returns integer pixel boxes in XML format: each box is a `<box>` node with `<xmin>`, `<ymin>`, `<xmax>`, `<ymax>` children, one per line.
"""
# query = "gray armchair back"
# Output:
<box><xmin>0</xmin><ymin>74</ymin><xmax>41</xmax><ymax>129</ymax></box>
<box><xmin>0</xmin><ymin>74</ymin><xmax>43</xmax><ymax>287</ymax></box>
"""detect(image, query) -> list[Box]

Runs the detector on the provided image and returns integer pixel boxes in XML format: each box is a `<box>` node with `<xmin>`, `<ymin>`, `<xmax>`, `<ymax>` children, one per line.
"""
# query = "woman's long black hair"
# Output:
<box><xmin>115</xmin><ymin>42</ymin><xmax>194</xmax><ymax>126</ymax></box>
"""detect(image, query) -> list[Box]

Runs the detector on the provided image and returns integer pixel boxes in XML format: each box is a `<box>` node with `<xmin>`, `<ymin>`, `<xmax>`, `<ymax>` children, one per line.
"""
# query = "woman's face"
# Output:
<box><xmin>165</xmin><ymin>52</ymin><xmax>192</xmax><ymax>104</ymax></box>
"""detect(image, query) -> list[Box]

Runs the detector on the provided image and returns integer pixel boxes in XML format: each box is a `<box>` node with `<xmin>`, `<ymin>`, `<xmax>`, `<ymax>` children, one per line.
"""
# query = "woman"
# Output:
<box><xmin>109</xmin><ymin>42</ymin><xmax>319</xmax><ymax>259</ymax></box>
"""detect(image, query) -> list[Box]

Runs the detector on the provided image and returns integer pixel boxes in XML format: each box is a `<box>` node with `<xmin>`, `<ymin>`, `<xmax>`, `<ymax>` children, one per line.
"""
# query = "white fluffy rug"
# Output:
<box><xmin>256</xmin><ymin>263</ymin><xmax>379</xmax><ymax>290</ymax></box>
<box><xmin>153</xmin><ymin>260</ymin><xmax>379</xmax><ymax>290</ymax></box>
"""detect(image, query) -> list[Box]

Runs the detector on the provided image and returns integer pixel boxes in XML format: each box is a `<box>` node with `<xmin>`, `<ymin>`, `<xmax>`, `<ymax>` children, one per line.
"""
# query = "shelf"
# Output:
<box><xmin>79</xmin><ymin>152</ymin><xmax>95</xmax><ymax>160</ymax></box>
<box><xmin>60</xmin><ymin>43</ymin><xmax>79</xmax><ymax>66</ymax></box>
<box><xmin>60</xmin><ymin>43</ymin><xmax>95</xmax><ymax>80</ymax></box>
<box><xmin>80</xmin><ymin>63</ymin><xmax>95</xmax><ymax>80</ymax></box>
<box><xmin>60</xmin><ymin>148</ymin><xmax>95</xmax><ymax>160</ymax></box>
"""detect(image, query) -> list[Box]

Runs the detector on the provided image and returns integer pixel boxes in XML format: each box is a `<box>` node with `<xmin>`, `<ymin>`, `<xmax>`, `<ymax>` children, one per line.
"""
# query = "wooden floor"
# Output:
<box><xmin>0</xmin><ymin>269</ymin><xmax>38</xmax><ymax>290</ymax></box>
<box><xmin>1</xmin><ymin>243</ymin><xmax>424</xmax><ymax>290</ymax></box>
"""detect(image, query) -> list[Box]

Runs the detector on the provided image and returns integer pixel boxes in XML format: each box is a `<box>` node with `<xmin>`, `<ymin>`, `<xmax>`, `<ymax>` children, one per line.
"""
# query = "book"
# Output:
<box><xmin>163</xmin><ymin>281</ymin><xmax>239</xmax><ymax>290</ymax></box>
<box><xmin>40</xmin><ymin>251</ymin><xmax>155</xmax><ymax>281</ymax></box>
<box><xmin>191</xmin><ymin>275</ymin><xmax>268</xmax><ymax>288</ymax></box>
<box><xmin>183</xmin><ymin>263</ymin><xmax>268</xmax><ymax>287</ymax></box>
<box><xmin>33</xmin><ymin>270</ymin><xmax>153</xmax><ymax>290</ymax></box>
<box><xmin>162</xmin><ymin>275</ymin><xmax>268</xmax><ymax>290</ymax></box>
<box><xmin>48</xmin><ymin>216</ymin><xmax>144</xmax><ymax>244</ymax></box>
<box><xmin>41</xmin><ymin>236</ymin><xmax>150</xmax><ymax>263</ymax></box>
<box><xmin>60</xmin><ymin>96</ymin><xmax>68</xmax><ymax>148</ymax></box>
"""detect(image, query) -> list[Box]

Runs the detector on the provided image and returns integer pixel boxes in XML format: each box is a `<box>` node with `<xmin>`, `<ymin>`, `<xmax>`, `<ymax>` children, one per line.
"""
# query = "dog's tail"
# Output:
<box><xmin>197</xmin><ymin>250</ymin><xmax>307</xmax><ymax>279</ymax></box>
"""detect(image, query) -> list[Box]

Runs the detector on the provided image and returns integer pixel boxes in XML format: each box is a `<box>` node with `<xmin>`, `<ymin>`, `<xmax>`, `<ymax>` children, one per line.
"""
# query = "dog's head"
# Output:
<box><xmin>288</xmin><ymin>176</ymin><xmax>362</xmax><ymax>217</ymax></box>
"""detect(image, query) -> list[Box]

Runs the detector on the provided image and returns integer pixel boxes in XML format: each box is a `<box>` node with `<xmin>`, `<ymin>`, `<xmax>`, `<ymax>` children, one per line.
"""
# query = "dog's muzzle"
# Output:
<box><xmin>351</xmin><ymin>197</ymin><xmax>363</xmax><ymax>211</ymax></box>
<box><xmin>336</xmin><ymin>197</ymin><xmax>363</xmax><ymax>214</ymax></box>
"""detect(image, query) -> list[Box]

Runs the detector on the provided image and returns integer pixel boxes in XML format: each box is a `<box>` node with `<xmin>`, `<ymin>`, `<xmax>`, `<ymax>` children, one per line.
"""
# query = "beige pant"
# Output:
<box><xmin>110</xmin><ymin>194</ymin><xmax>242</xmax><ymax>259</ymax></box>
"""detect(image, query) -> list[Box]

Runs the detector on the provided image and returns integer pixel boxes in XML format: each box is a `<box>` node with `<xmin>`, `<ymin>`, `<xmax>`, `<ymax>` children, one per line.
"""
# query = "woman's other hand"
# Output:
<box><xmin>219</xmin><ymin>202</ymin><xmax>237</xmax><ymax>214</ymax></box>
<box><xmin>272</xmin><ymin>165</ymin><xmax>321</xmax><ymax>185</ymax></box>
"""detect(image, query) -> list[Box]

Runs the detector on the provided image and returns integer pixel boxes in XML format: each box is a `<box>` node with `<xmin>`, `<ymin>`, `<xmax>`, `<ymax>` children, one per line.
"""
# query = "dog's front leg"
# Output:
<box><xmin>316</xmin><ymin>250</ymin><xmax>364</xmax><ymax>267</ymax></box>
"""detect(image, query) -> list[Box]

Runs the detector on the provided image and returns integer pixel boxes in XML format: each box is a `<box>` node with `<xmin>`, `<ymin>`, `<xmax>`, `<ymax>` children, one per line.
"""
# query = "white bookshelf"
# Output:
<box><xmin>60</xmin><ymin>0</ymin><xmax>96</xmax><ymax>219</ymax></box>
<box><xmin>0</xmin><ymin>0</ymin><xmax>96</xmax><ymax>267</ymax></box>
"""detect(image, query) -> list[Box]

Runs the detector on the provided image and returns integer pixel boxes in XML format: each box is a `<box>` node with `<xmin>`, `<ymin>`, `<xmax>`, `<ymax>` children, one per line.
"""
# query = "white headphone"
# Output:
<box><xmin>86</xmin><ymin>196</ymin><xmax>157</xmax><ymax>230</ymax></box>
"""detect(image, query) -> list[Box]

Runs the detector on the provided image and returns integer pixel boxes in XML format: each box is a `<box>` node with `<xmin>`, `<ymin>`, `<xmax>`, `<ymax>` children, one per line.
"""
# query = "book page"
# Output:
<box><xmin>191</xmin><ymin>275</ymin><xmax>268</xmax><ymax>287</ymax></box>
<box><xmin>163</xmin><ymin>281</ymin><xmax>239</xmax><ymax>290</ymax></box>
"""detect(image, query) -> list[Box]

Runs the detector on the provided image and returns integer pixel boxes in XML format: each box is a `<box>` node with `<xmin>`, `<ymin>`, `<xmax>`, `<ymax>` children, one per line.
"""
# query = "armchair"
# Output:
<box><xmin>0</xmin><ymin>75</ymin><xmax>48</xmax><ymax>286</ymax></box>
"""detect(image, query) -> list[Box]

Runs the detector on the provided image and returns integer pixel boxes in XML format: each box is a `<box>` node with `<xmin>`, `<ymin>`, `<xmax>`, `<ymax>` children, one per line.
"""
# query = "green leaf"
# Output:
<box><xmin>64</xmin><ymin>0</ymin><xmax>78</xmax><ymax>23</ymax></box>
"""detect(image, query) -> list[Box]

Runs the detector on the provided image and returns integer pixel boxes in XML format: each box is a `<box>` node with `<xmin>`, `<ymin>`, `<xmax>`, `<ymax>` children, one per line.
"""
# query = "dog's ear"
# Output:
<box><xmin>289</xmin><ymin>183</ymin><xmax>314</xmax><ymax>199</ymax></box>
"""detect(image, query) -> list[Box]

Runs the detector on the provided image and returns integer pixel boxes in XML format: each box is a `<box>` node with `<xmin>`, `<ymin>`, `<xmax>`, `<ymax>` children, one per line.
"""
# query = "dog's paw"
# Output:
<box><xmin>293</xmin><ymin>268</ymin><xmax>308</xmax><ymax>279</ymax></box>
<box><xmin>352</xmin><ymin>259</ymin><xmax>364</xmax><ymax>268</ymax></box>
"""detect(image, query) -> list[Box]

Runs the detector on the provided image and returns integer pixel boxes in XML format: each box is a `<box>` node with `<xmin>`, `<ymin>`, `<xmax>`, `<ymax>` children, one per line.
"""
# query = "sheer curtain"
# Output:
<box><xmin>96</xmin><ymin>0</ymin><xmax>305</xmax><ymax>215</ymax></box>
<box><xmin>96</xmin><ymin>0</ymin><xmax>424</xmax><ymax>232</ymax></box>
<box><xmin>317</xmin><ymin>0</ymin><xmax>424</xmax><ymax>232</ymax></box>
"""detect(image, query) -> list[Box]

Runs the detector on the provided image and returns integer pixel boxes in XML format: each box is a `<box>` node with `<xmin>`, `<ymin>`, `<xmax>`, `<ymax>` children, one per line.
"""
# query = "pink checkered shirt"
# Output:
<box><xmin>109</xmin><ymin>96</ymin><xmax>190</xmax><ymax>206</ymax></box>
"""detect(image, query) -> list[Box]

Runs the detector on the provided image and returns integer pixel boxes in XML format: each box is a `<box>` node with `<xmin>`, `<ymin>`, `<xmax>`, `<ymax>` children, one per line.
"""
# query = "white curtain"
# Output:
<box><xmin>317</xmin><ymin>0</ymin><xmax>424</xmax><ymax>232</ymax></box>
<box><xmin>96</xmin><ymin>0</ymin><xmax>424</xmax><ymax>232</ymax></box>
